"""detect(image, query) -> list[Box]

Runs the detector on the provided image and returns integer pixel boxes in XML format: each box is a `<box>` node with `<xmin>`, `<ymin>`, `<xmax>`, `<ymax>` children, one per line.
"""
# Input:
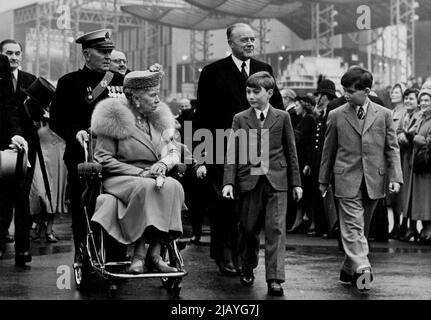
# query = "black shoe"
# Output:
<box><xmin>15</xmin><ymin>251</ymin><xmax>32</xmax><ymax>266</ymax></box>
<box><xmin>339</xmin><ymin>269</ymin><xmax>353</xmax><ymax>283</ymax></box>
<box><xmin>267</xmin><ymin>280</ymin><xmax>284</xmax><ymax>296</ymax></box>
<box><xmin>352</xmin><ymin>269</ymin><xmax>373</xmax><ymax>291</ymax></box>
<box><xmin>239</xmin><ymin>269</ymin><xmax>254</xmax><ymax>287</ymax></box>
<box><xmin>219</xmin><ymin>261</ymin><xmax>238</xmax><ymax>276</ymax></box>
<box><xmin>400</xmin><ymin>228</ymin><xmax>419</xmax><ymax>242</ymax></box>
<box><xmin>389</xmin><ymin>226</ymin><xmax>401</xmax><ymax>240</ymax></box>
<box><xmin>190</xmin><ymin>236</ymin><xmax>201</xmax><ymax>245</ymax></box>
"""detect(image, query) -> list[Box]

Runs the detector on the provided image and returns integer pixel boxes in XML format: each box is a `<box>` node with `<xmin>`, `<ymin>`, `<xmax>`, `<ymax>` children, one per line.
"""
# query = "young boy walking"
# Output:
<box><xmin>222</xmin><ymin>71</ymin><xmax>302</xmax><ymax>296</ymax></box>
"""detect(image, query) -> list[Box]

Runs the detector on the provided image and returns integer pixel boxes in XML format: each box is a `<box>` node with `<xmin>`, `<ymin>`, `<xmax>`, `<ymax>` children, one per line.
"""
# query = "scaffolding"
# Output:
<box><xmin>13</xmin><ymin>0</ymin><xmax>154</xmax><ymax>80</ymax></box>
<box><xmin>311</xmin><ymin>3</ymin><xmax>337</xmax><ymax>58</ymax></box>
<box><xmin>389</xmin><ymin>0</ymin><xmax>416</xmax><ymax>83</ymax></box>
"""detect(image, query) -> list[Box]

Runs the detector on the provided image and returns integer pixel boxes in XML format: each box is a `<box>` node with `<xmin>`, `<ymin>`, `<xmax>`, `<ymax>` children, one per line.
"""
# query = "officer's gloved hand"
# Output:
<box><xmin>10</xmin><ymin>135</ymin><xmax>28</xmax><ymax>154</ymax></box>
<box><xmin>76</xmin><ymin>130</ymin><xmax>89</xmax><ymax>148</ymax></box>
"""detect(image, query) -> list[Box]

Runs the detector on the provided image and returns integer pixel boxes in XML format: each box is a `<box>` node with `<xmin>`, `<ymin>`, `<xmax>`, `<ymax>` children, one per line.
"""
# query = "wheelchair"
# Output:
<box><xmin>72</xmin><ymin>136</ymin><xmax>188</xmax><ymax>298</ymax></box>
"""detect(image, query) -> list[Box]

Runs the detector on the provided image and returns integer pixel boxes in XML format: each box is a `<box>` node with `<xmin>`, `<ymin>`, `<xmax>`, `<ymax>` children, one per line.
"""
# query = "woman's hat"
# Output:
<box><xmin>314</xmin><ymin>79</ymin><xmax>337</xmax><ymax>99</ymax></box>
<box><xmin>124</xmin><ymin>64</ymin><xmax>164</xmax><ymax>90</ymax></box>
<box><xmin>419</xmin><ymin>88</ymin><xmax>431</xmax><ymax>101</ymax></box>
<box><xmin>23</xmin><ymin>77</ymin><xmax>56</xmax><ymax>108</ymax></box>
<box><xmin>295</xmin><ymin>95</ymin><xmax>316</xmax><ymax>107</ymax></box>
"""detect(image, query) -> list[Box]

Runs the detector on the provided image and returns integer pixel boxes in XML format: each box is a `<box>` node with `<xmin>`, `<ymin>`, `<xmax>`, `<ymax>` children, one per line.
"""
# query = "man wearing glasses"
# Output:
<box><xmin>110</xmin><ymin>50</ymin><xmax>130</xmax><ymax>76</ymax></box>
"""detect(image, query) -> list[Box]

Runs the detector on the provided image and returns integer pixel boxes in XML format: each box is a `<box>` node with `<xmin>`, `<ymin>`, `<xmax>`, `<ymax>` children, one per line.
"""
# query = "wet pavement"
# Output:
<box><xmin>1</xmin><ymin>213</ymin><xmax>431</xmax><ymax>300</ymax></box>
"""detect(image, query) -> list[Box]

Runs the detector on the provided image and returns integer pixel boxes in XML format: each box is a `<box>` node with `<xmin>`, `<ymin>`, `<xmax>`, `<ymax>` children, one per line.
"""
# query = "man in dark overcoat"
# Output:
<box><xmin>195</xmin><ymin>22</ymin><xmax>284</xmax><ymax>275</ymax></box>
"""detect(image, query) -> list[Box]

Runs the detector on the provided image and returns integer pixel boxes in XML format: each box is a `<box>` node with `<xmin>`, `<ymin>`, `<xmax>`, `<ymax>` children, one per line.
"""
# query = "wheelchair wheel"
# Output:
<box><xmin>160</xmin><ymin>242</ymin><xmax>183</xmax><ymax>298</ymax></box>
<box><xmin>73</xmin><ymin>244</ymin><xmax>92</xmax><ymax>290</ymax></box>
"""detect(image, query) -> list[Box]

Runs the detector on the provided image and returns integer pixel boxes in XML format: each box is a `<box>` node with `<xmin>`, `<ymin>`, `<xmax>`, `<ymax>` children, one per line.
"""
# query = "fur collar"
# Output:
<box><xmin>91</xmin><ymin>97</ymin><xmax>176</xmax><ymax>140</ymax></box>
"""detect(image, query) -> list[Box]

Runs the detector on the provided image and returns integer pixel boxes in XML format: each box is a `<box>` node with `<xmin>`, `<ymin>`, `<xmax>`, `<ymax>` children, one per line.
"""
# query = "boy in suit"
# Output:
<box><xmin>222</xmin><ymin>71</ymin><xmax>302</xmax><ymax>296</ymax></box>
<box><xmin>319</xmin><ymin>67</ymin><xmax>403</xmax><ymax>291</ymax></box>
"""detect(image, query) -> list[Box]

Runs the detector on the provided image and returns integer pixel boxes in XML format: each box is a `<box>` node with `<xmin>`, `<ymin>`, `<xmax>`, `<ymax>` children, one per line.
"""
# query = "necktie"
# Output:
<box><xmin>357</xmin><ymin>106</ymin><xmax>365</xmax><ymax>120</ymax></box>
<box><xmin>259</xmin><ymin>112</ymin><xmax>265</xmax><ymax>122</ymax></box>
<box><xmin>241</xmin><ymin>61</ymin><xmax>248</xmax><ymax>82</ymax></box>
<box><xmin>11</xmin><ymin>73</ymin><xmax>17</xmax><ymax>92</ymax></box>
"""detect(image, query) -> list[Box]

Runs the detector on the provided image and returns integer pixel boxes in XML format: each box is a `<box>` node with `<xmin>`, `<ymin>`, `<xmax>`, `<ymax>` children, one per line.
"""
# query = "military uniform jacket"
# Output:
<box><xmin>49</xmin><ymin>66</ymin><xmax>124</xmax><ymax>165</ymax></box>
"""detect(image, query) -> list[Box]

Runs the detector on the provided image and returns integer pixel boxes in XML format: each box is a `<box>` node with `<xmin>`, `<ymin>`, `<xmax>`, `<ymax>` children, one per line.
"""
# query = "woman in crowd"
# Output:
<box><xmin>90</xmin><ymin>65</ymin><xmax>185</xmax><ymax>274</ymax></box>
<box><xmin>388</xmin><ymin>83</ymin><xmax>407</xmax><ymax>239</ymax></box>
<box><xmin>288</xmin><ymin>95</ymin><xmax>316</xmax><ymax>235</ymax></box>
<box><xmin>396</xmin><ymin>88</ymin><xmax>420</xmax><ymax>241</ymax></box>
<box><xmin>404</xmin><ymin>88</ymin><xmax>431</xmax><ymax>244</ymax></box>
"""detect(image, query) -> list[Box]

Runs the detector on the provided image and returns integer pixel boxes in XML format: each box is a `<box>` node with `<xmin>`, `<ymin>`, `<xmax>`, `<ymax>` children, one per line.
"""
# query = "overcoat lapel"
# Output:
<box><xmin>362</xmin><ymin>102</ymin><xmax>378</xmax><ymax>134</ymax></box>
<box><xmin>263</xmin><ymin>106</ymin><xmax>279</xmax><ymax>130</ymax></box>
<box><xmin>130</xmin><ymin>126</ymin><xmax>159</xmax><ymax>160</ymax></box>
<box><xmin>246</xmin><ymin>108</ymin><xmax>260</xmax><ymax>129</ymax></box>
<box><xmin>343</xmin><ymin>105</ymin><xmax>361</xmax><ymax>135</ymax></box>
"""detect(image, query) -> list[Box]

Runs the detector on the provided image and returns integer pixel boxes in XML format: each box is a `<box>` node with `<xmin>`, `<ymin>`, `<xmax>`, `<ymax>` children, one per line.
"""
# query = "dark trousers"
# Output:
<box><xmin>183</xmin><ymin>168</ymin><xmax>209</xmax><ymax>238</ymax></box>
<box><xmin>369</xmin><ymin>199</ymin><xmax>389</xmax><ymax>240</ymax></box>
<box><xmin>66</xmin><ymin>162</ymin><xmax>87</xmax><ymax>250</ymax></box>
<box><xmin>0</xmin><ymin>146</ymin><xmax>36</xmax><ymax>254</ymax></box>
<box><xmin>239</xmin><ymin>176</ymin><xmax>287</xmax><ymax>282</ymax></box>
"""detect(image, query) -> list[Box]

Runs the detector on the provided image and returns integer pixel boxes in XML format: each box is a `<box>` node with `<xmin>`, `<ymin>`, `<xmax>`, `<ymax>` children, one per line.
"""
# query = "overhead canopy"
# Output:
<box><xmin>121</xmin><ymin>2</ymin><xmax>238</xmax><ymax>30</ymax></box>
<box><xmin>122</xmin><ymin>0</ymin><xmax>431</xmax><ymax>37</ymax></box>
<box><xmin>185</xmin><ymin>0</ymin><xmax>302</xmax><ymax>19</ymax></box>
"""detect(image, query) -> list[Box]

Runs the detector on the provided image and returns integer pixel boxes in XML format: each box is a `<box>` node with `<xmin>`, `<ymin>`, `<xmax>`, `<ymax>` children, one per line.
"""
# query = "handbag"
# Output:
<box><xmin>413</xmin><ymin>145</ymin><xmax>431</xmax><ymax>174</ymax></box>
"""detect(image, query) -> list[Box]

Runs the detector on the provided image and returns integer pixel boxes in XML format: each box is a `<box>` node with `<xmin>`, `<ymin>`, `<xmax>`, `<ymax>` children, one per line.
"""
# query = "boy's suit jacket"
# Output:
<box><xmin>319</xmin><ymin>101</ymin><xmax>403</xmax><ymax>199</ymax></box>
<box><xmin>223</xmin><ymin>106</ymin><xmax>301</xmax><ymax>193</ymax></box>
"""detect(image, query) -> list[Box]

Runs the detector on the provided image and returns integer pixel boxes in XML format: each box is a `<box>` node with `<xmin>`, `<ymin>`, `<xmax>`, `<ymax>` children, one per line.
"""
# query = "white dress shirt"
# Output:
<box><xmin>231</xmin><ymin>54</ymin><xmax>250</xmax><ymax>76</ymax></box>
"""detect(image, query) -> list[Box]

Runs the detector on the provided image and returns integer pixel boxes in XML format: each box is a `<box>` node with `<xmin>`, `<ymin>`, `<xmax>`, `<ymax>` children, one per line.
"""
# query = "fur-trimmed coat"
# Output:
<box><xmin>90</xmin><ymin>97</ymin><xmax>184</xmax><ymax>244</ymax></box>
<box><xmin>91</xmin><ymin>97</ymin><xmax>180</xmax><ymax>176</ymax></box>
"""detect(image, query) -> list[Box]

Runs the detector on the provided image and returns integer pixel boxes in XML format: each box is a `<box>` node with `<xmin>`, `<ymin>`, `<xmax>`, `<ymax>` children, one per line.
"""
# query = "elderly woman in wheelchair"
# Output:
<box><xmin>90</xmin><ymin>65</ymin><xmax>188</xmax><ymax>274</ymax></box>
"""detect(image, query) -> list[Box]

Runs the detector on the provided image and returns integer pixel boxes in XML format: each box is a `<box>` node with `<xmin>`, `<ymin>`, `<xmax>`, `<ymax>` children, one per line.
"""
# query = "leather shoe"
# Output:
<box><xmin>128</xmin><ymin>256</ymin><xmax>146</xmax><ymax>274</ymax></box>
<box><xmin>219</xmin><ymin>262</ymin><xmax>238</xmax><ymax>276</ymax></box>
<box><xmin>190</xmin><ymin>236</ymin><xmax>201</xmax><ymax>245</ymax></box>
<box><xmin>239</xmin><ymin>269</ymin><xmax>254</xmax><ymax>287</ymax></box>
<box><xmin>339</xmin><ymin>269</ymin><xmax>353</xmax><ymax>283</ymax></box>
<box><xmin>15</xmin><ymin>251</ymin><xmax>32</xmax><ymax>266</ymax></box>
<box><xmin>267</xmin><ymin>280</ymin><xmax>284</xmax><ymax>296</ymax></box>
<box><xmin>352</xmin><ymin>268</ymin><xmax>373</xmax><ymax>291</ymax></box>
<box><xmin>146</xmin><ymin>255</ymin><xmax>178</xmax><ymax>273</ymax></box>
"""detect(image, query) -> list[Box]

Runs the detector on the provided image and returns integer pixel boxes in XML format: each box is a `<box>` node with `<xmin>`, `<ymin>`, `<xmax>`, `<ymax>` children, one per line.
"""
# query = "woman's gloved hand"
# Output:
<box><xmin>150</xmin><ymin>161</ymin><xmax>168</xmax><ymax>176</ymax></box>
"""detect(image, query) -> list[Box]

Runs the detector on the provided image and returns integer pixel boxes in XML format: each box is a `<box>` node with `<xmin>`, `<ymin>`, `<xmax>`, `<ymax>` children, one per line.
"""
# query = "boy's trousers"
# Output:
<box><xmin>238</xmin><ymin>175</ymin><xmax>287</xmax><ymax>282</ymax></box>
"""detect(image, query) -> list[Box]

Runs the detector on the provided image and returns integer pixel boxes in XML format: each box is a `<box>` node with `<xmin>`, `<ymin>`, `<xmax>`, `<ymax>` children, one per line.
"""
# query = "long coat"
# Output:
<box><xmin>404</xmin><ymin>110</ymin><xmax>431</xmax><ymax>220</ymax></box>
<box><xmin>90</xmin><ymin>97</ymin><xmax>184</xmax><ymax>244</ymax></box>
<box><xmin>396</xmin><ymin>109</ymin><xmax>420</xmax><ymax>218</ymax></box>
<box><xmin>319</xmin><ymin>101</ymin><xmax>403</xmax><ymax>199</ymax></box>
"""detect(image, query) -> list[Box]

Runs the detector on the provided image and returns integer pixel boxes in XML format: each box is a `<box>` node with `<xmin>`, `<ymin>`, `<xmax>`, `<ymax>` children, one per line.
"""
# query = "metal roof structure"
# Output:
<box><xmin>121</xmin><ymin>1</ymin><xmax>238</xmax><ymax>30</ymax></box>
<box><xmin>122</xmin><ymin>0</ymin><xmax>431</xmax><ymax>37</ymax></box>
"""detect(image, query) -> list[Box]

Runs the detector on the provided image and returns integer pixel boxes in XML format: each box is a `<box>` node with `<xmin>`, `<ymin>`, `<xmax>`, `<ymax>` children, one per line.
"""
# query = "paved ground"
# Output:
<box><xmin>1</xmin><ymin>213</ymin><xmax>431</xmax><ymax>300</ymax></box>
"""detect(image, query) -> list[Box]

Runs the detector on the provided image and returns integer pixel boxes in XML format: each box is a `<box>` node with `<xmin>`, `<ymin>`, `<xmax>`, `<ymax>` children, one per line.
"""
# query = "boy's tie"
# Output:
<box><xmin>357</xmin><ymin>106</ymin><xmax>365</xmax><ymax>120</ymax></box>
